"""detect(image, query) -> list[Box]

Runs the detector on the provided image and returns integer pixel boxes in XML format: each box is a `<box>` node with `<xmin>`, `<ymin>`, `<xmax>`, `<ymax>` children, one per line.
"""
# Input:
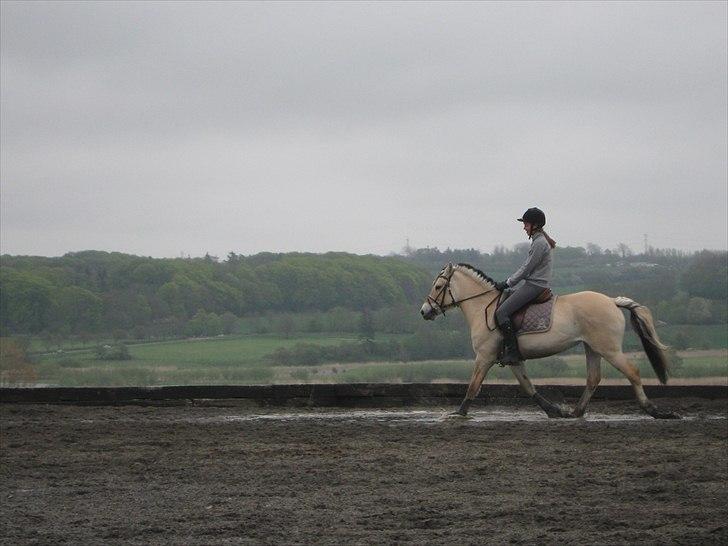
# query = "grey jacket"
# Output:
<box><xmin>506</xmin><ymin>231</ymin><xmax>553</xmax><ymax>288</ymax></box>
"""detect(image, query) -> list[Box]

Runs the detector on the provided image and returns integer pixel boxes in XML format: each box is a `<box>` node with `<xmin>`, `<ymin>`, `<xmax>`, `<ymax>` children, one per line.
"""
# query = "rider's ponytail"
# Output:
<box><xmin>533</xmin><ymin>228</ymin><xmax>556</xmax><ymax>248</ymax></box>
<box><xmin>542</xmin><ymin>231</ymin><xmax>556</xmax><ymax>249</ymax></box>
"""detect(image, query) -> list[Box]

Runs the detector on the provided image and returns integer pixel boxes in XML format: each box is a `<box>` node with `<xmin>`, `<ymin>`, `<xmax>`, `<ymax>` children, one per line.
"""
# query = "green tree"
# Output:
<box><xmin>131</xmin><ymin>262</ymin><xmax>173</xmax><ymax>286</ymax></box>
<box><xmin>680</xmin><ymin>250</ymin><xmax>728</xmax><ymax>300</ymax></box>
<box><xmin>184</xmin><ymin>310</ymin><xmax>208</xmax><ymax>337</ymax></box>
<box><xmin>0</xmin><ymin>269</ymin><xmax>54</xmax><ymax>333</ymax></box>
<box><xmin>221</xmin><ymin>311</ymin><xmax>238</xmax><ymax>334</ymax></box>
<box><xmin>616</xmin><ymin>243</ymin><xmax>633</xmax><ymax>259</ymax></box>
<box><xmin>358</xmin><ymin>308</ymin><xmax>375</xmax><ymax>344</ymax></box>
<box><xmin>586</xmin><ymin>243</ymin><xmax>602</xmax><ymax>256</ymax></box>
<box><xmin>52</xmin><ymin>286</ymin><xmax>103</xmax><ymax>334</ymax></box>
<box><xmin>157</xmin><ymin>281</ymin><xmax>187</xmax><ymax>317</ymax></box>
<box><xmin>205</xmin><ymin>312</ymin><xmax>223</xmax><ymax>336</ymax></box>
<box><xmin>130</xmin><ymin>294</ymin><xmax>153</xmax><ymax>325</ymax></box>
<box><xmin>686</xmin><ymin>297</ymin><xmax>713</xmax><ymax>324</ymax></box>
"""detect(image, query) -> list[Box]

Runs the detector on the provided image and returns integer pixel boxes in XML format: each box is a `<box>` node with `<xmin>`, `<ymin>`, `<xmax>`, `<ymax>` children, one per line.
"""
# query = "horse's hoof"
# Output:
<box><xmin>654</xmin><ymin>410</ymin><xmax>682</xmax><ymax>420</ymax></box>
<box><xmin>646</xmin><ymin>404</ymin><xmax>682</xmax><ymax>419</ymax></box>
<box><xmin>546</xmin><ymin>405</ymin><xmax>576</xmax><ymax>419</ymax></box>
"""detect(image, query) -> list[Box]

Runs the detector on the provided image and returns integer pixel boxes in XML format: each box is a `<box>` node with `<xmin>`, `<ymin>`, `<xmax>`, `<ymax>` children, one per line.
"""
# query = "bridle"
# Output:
<box><xmin>426</xmin><ymin>270</ymin><xmax>498</xmax><ymax>317</ymax></box>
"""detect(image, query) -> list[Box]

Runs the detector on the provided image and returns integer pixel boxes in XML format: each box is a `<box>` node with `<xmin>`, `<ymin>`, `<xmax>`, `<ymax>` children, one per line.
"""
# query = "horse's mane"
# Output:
<box><xmin>454</xmin><ymin>263</ymin><xmax>497</xmax><ymax>287</ymax></box>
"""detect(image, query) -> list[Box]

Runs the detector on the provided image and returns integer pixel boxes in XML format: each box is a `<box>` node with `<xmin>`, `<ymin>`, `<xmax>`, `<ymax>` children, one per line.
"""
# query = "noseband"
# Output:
<box><xmin>427</xmin><ymin>271</ymin><xmax>496</xmax><ymax>316</ymax></box>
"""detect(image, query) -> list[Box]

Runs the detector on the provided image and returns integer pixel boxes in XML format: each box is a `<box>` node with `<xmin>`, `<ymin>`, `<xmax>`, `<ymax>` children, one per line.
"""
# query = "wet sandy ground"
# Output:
<box><xmin>1</xmin><ymin>398</ymin><xmax>727</xmax><ymax>545</ymax></box>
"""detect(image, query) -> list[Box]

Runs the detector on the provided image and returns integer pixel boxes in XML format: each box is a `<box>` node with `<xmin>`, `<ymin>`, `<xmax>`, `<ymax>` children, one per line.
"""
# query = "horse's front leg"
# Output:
<box><xmin>509</xmin><ymin>364</ymin><xmax>575</xmax><ymax>418</ymax></box>
<box><xmin>453</xmin><ymin>357</ymin><xmax>496</xmax><ymax>416</ymax></box>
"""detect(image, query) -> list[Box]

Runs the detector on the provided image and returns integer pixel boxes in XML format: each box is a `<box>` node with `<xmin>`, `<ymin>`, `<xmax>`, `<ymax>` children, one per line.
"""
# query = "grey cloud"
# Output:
<box><xmin>1</xmin><ymin>1</ymin><xmax>726</xmax><ymax>257</ymax></box>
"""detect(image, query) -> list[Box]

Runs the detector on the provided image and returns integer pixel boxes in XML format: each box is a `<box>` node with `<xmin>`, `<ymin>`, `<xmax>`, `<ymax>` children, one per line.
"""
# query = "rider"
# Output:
<box><xmin>494</xmin><ymin>207</ymin><xmax>556</xmax><ymax>364</ymax></box>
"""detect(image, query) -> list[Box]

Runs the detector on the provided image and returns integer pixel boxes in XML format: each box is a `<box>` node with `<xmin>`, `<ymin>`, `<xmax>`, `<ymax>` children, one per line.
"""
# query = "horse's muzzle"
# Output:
<box><xmin>420</xmin><ymin>302</ymin><xmax>438</xmax><ymax>320</ymax></box>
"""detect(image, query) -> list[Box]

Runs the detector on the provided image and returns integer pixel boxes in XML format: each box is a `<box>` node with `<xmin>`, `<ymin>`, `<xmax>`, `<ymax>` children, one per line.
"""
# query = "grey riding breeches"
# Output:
<box><xmin>495</xmin><ymin>282</ymin><xmax>547</xmax><ymax>326</ymax></box>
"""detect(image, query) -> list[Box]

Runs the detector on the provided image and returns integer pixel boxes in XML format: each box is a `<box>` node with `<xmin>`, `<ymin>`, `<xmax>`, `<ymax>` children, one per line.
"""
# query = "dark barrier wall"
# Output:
<box><xmin>1</xmin><ymin>384</ymin><xmax>726</xmax><ymax>407</ymax></box>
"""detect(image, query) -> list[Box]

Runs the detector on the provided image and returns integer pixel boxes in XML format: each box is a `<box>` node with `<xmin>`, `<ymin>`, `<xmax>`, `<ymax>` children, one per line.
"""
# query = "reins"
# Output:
<box><xmin>484</xmin><ymin>291</ymin><xmax>502</xmax><ymax>332</ymax></box>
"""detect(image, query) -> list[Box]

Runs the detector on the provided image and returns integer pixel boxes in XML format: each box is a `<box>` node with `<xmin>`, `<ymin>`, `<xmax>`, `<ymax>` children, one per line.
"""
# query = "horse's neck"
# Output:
<box><xmin>453</xmin><ymin>273</ymin><xmax>497</xmax><ymax>332</ymax></box>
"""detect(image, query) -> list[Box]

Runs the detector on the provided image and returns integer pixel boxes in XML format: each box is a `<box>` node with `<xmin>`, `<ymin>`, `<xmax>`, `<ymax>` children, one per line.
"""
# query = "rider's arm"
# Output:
<box><xmin>506</xmin><ymin>237</ymin><xmax>549</xmax><ymax>287</ymax></box>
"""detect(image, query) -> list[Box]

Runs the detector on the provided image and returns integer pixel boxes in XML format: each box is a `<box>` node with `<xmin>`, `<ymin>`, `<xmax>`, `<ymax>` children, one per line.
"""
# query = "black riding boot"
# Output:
<box><xmin>498</xmin><ymin>319</ymin><xmax>522</xmax><ymax>365</ymax></box>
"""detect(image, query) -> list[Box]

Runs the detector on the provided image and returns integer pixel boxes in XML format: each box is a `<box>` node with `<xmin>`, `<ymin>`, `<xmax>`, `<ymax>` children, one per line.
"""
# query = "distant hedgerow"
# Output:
<box><xmin>93</xmin><ymin>344</ymin><xmax>132</xmax><ymax>361</ymax></box>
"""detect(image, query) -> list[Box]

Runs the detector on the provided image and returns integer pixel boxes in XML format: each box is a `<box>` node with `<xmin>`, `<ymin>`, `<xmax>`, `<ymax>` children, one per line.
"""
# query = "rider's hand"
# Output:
<box><xmin>495</xmin><ymin>280</ymin><xmax>509</xmax><ymax>291</ymax></box>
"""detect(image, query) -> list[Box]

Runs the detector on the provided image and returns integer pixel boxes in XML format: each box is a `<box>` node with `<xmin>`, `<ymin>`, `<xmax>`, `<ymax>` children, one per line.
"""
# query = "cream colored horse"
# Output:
<box><xmin>420</xmin><ymin>263</ymin><xmax>680</xmax><ymax>419</ymax></box>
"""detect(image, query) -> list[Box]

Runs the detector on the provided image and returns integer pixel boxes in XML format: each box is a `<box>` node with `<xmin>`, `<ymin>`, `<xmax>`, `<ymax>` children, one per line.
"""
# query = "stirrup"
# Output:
<box><xmin>498</xmin><ymin>355</ymin><xmax>522</xmax><ymax>367</ymax></box>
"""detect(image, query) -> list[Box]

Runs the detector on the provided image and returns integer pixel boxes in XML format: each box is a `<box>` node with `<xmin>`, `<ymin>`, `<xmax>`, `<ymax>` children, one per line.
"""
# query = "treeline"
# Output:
<box><xmin>0</xmin><ymin>251</ymin><xmax>430</xmax><ymax>336</ymax></box>
<box><xmin>1</xmin><ymin>246</ymin><xmax>726</xmax><ymax>340</ymax></box>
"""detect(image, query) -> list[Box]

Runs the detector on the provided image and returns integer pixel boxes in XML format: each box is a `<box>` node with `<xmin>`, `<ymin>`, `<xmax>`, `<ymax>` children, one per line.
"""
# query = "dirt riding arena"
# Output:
<box><xmin>1</xmin><ymin>397</ymin><xmax>727</xmax><ymax>545</ymax></box>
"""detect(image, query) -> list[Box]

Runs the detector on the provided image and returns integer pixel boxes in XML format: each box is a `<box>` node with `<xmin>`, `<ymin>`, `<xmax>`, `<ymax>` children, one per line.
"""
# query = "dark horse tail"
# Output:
<box><xmin>614</xmin><ymin>297</ymin><xmax>670</xmax><ymax>384</ymax></box>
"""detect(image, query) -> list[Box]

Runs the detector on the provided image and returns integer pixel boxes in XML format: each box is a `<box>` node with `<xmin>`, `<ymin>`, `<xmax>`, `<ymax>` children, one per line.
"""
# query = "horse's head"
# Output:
<box><xmin>420</xmin><ymin>263</ymin><xmax>456</xmax><ymax>320</ymax></box>
<box><xmin>421</xmin><ymin>263</ymin><xmax>500</xmax><ymax>320</ymax></box>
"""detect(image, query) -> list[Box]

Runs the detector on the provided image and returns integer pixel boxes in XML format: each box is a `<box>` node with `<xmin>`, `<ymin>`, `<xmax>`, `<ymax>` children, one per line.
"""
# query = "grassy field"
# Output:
<box><xmin>26</xmin><ymin>334</ymin><xmax>365</xmax><ymax>386</ymax></box>
<box><xmin>4</xmin><ymin>329</ymin><xmax>726</xmax><ymax>387</ymax></box>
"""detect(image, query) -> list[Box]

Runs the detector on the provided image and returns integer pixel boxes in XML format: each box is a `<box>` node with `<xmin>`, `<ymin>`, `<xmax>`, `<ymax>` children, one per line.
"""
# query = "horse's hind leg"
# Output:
<box><xmin>510</xmin><ymin>364</ymin><xmax>574</xmax><ymax>418</ymax></box>
<box><xmin>573</xmin><ymin>344</ymin><xmax>602</xmax><ymax>418</ymax></box>
<box><xmin>603</xmin><ymin>351</ymin><xmax>680</xmax><ymax>419</ymax></box>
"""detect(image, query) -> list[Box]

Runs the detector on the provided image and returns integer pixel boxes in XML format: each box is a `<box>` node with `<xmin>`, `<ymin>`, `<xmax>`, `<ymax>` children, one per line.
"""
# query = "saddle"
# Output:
<box><xmin>510</xmin><ymin>289</ymin><xmax>556</xmax><ymax>334</ymax></box>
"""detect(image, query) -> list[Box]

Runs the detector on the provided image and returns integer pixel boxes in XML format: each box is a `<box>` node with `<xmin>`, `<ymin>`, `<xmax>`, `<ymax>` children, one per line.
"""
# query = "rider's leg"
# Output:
<box><xmin>496</xmin><ymin>319</ymin><xmax>520</xmax><ymax>365</ymax></box>
<box><xmin>494</xmin><ymin>282</ymin><xmax>545</xmax><ymax>365</ymax></box>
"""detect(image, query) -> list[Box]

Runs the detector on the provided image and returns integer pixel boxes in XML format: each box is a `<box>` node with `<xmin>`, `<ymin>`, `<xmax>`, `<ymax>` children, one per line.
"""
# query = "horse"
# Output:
<box><xmin>420</xmin><ymin>263</ymin><xmax>680</xmax><ymax>419</ymax></box>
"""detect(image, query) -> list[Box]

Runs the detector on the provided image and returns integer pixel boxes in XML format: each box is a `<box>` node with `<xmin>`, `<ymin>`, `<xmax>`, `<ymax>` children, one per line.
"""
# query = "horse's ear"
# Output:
<box><xmin>445</xmin><ymin>262</ymin><xmax>453</xmax><ymax>274</ymax></box>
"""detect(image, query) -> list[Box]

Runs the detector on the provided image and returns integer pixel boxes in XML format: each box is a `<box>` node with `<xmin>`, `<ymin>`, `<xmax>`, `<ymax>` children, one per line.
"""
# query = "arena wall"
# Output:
<box><xmin>1</xmin><ymin>383</ymin><xmax>725</xmax><ymax>407</ymax></box>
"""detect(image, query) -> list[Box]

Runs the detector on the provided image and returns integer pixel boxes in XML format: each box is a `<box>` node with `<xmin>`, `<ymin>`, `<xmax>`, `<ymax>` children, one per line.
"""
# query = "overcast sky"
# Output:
<box><xmin>1</xmin><ymin>1</ymin><xmax>726</xmax><ymax>258</ymax></box>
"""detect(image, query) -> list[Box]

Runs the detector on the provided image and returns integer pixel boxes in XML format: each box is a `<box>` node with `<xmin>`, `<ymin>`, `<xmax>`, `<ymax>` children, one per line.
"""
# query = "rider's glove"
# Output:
<box><xmin>495</xmin><ymin>280</ymin><xmax>509</xmax><ymax>291</ymax></box>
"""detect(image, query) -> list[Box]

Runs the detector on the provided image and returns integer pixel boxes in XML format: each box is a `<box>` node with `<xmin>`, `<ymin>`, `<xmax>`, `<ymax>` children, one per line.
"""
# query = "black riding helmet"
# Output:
<box><xmin>517</xmin><ymin>207</ymin><xmax>546</xmax><ymax>228</ymax></box>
